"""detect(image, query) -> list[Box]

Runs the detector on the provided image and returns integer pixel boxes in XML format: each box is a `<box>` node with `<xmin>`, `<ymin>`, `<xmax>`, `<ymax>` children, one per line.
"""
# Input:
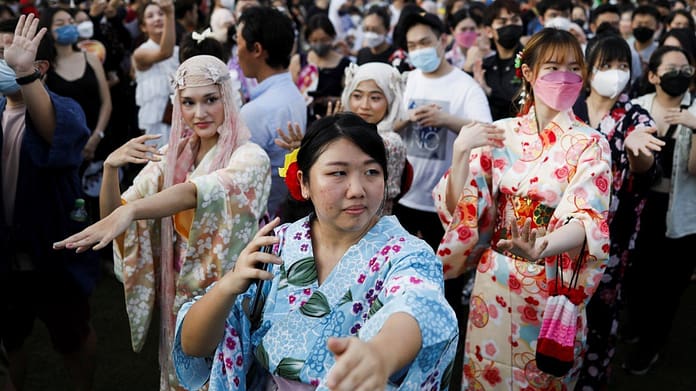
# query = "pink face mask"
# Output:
<box><xmin>532</xmin><ymin>71</ymin><xmax>583</xmax><ymax>112</ymax></box>
<box><xmin>455</xmin><ymin>31</ymin><xmax>478</xmax><ymax>49</ymax></box>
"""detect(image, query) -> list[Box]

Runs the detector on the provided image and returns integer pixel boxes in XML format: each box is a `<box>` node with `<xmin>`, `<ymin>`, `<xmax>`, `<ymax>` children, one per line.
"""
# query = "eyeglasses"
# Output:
<box><xmin>659</xmin><ymin>65</ymin><xmax>695</xmax><ymax>78</ymax></box>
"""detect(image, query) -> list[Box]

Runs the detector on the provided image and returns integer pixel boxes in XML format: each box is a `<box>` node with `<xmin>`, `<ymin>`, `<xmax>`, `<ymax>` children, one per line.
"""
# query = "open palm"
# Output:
<box><xmin>4</xmin><ymin>14</ymin><xmax>47</xmax><ymax>75</ymax></box>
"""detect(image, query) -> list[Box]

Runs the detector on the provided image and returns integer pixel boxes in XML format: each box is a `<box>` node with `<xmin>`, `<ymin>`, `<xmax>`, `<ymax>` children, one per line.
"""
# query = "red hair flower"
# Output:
<box><xmin>278</xmin><ymin>148</ymin><xmax>304</xmax><ymax>201</ymax></box>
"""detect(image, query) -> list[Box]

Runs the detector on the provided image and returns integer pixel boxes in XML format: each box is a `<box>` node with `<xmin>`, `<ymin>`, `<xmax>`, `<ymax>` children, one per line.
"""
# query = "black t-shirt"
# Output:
<box><xmin>356</xmin><ymin>45</ymin><xmax>396</xmax><ymax>65</ymax></box>
<box><xmin>482</xmin><ymin>47</ymin><xmax>522</xmax><ymax>121</ymax></box>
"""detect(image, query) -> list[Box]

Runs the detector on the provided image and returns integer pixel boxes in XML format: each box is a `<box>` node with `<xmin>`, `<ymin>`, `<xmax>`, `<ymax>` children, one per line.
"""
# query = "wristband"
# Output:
<box><xmin>15</xmin><ymin>69</ymin><xmax>41</xmax><ymax>85</ymax></box>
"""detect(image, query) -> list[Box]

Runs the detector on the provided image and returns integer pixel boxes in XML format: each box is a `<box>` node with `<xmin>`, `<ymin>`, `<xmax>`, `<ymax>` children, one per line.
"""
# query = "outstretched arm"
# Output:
<box><xmin>54</xmin><ymin>181</ymin><xmax>196</xmax><ymax>253</ymax></box>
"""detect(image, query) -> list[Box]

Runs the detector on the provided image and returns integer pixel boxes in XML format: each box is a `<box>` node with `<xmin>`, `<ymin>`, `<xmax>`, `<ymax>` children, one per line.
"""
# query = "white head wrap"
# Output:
<box><xmin>340</xmin><ymin>62</ymin><xmax>407</xmax><ymax>132</ymax></box>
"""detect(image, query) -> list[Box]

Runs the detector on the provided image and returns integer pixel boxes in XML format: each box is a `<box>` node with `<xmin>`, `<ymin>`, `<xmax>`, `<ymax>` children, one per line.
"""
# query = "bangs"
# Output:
<box><xmin>537</xmin><ymin>39</ymin><xmax>586</xmax><ymax>71</ymax></box>
<box><xmin>589</xmin><ymin>37</ymin><xmax>632</xmax><ymax>74</ymax></box>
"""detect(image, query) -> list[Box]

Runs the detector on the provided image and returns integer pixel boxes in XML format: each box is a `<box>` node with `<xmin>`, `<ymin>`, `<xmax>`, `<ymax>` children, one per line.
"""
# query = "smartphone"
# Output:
<box><xmin>249</xmin><ymin>231</ymin><xmax>275</xmax><ymax>327</ymax></box>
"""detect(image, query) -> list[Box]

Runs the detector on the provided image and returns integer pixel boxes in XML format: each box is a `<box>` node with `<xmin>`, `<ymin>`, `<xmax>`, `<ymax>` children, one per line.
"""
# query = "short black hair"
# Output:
<box><xmin>304</xmin><ymin>13</ymin><xmax>337</xmax><ymax>41</ymax></box>
<box><xmin>239</xmin><ymin>6</ymin><xmax>294</xmax><ymax>69</ymax></box>
<box><xmin>298</xmin><ymin>113</ymin><xmax>388</xmax><ymax>185</ymax></box>
<box><xmin>392</xmin><ymin>4</ymin><xmax>424</xmax><ymax>50</ymax></box>
<box><xmin>397</xmin><ymin>10</ymin><xmax>446</xmax><ymax>43</ymax></box>
<box><xmin>632</xmin><ymin>5</ymin><xmax>661</xmax><ymax>23</ymax></box>
<box><xmin>365</xmin><ymin>5</ymin><xmax>390</xmax><ymax>32</ymax></box>
<box><xmin>483</xmin><ymin>0</ymin><xmax>521</xmax><ymax>27</ymax></box>
<box><xmin>175</xmin><ymin>0</ymin><xmax>197</xmax><ymax>20</ymax></box>
<box><xmin>537</xmin><ymin>0</ymin><xmax>572</xmax><ymax>18</ymax></box>
<box><xmin>179</xmin><ymin>32</ymin><xmax>230</xmax><ymax>64</ymax></box>
<box><xmin>590</xmin><ymin>4</ymin><xmax>620</xmax><ymax>25</ymax></box>
<box><xmin>659</xmin><ymin>28</ymin><xmax>696</xmax><ymax>64</ymax></box>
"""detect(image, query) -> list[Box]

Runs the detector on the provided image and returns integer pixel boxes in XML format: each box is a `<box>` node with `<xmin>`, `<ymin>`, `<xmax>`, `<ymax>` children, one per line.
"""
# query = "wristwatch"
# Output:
<box><xmin>15</xmin><ymin>69</ymin><xmax>41</xmax><ymax>85</ymax></box>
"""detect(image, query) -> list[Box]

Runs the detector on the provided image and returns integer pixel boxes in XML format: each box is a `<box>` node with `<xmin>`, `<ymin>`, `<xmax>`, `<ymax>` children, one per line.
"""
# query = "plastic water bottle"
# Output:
<box><xmin>70</xmin><ymin>198</ymin><xmax>89</xmax><ymax>223</ymax></box>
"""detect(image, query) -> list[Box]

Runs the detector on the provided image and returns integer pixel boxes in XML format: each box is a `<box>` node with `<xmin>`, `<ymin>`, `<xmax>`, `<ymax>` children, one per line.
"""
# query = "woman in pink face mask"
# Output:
<box><xmin>445</xmin><ymin>8</ymin><xmax>481</xmax><ymax>70</ymax></box>
<box><xmin>433</xmin><ymin>28</ymin><xmax>613</xmax><ymax>390</ymax></box>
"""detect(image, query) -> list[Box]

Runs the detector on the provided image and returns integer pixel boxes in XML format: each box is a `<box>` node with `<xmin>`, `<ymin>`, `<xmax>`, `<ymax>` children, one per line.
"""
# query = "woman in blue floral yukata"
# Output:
<box><xmin>173</xmin><ymin>113</ymin><xmax>459</xmax><ymax>390</ymax></box>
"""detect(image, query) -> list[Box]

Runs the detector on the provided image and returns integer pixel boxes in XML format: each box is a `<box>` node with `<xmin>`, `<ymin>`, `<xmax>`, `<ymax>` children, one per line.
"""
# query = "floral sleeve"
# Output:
<box><xmin>432</xmin><ymin>147</ymin><xmax>496</xmax><ymax>279</ymax></box>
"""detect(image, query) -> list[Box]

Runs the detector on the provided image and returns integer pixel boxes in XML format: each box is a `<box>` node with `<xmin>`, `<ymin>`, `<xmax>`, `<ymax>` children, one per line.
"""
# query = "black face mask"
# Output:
<box><xmin>633</xmin><ymin>26</ymin><xmax>655</xmax><ymax>43</ymax></box>
<box><xmin>660</xmin><ymin>72</ymin><xmax>692</xmax><ymax>97</ymax></box>
<box><xmin>496</xmin><ymin>25</ymin><xmax>523</xmax><ymax>50</ymax></box>
<box><xmin>572</xmin><ymin>19</ymin><xmax>586</xmax><ymax>27</ymax></box>
<box><xmin>311</xmin><ymin>42</ymin><xmax>332</xmax><ymax>57</ymax></box>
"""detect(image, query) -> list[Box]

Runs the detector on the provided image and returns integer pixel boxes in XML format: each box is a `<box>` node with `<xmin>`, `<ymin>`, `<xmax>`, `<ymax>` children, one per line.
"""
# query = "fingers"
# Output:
<box><xmin>14</xmin><ymin>14</ymin><xmax>25</xmax><ymax>37</ymax></box>
<box><xmin>25</xmin><ymin>13</ymin><xmax>39</xmax><ymax>40</ymax></box>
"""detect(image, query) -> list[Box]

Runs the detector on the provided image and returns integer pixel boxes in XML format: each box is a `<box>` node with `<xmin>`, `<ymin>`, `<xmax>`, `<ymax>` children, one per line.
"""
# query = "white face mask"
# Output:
<box><xmin>77</xmin><ymin>20</ymin><xmax>94</xmax><ymax>39</ymax></box>
<box><xmin>363</xmin><ymin>31</ymin><xmax>385</xmax><ymax>48</ymax></box>
<box><xmin>591</xmin><ymin>69</ymin><xmax>630</xmax><ymax>99</ymax></box>
<box><xmin>220</xmin><ymin>0</ymin><xmax>235</xmax><ymax>11</ymax></box>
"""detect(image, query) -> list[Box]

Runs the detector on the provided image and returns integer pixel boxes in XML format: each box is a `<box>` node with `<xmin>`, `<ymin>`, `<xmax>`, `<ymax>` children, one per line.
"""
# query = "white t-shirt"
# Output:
<box><xmin>399</xmin><ymin>67</ymin><xmax>492</xmax><ymax>212</ymax></box>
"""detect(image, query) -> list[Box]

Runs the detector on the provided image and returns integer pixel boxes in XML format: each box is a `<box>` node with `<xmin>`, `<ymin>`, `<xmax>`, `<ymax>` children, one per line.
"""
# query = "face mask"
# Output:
<box><xmin>632</xmin><ymin>26</ymin><xmax>654</xmax><ymax>43</ymax></box>
<box><xmin>455</xmin><ymin>31</ymin><xmax>477</xmax><ymax>49</ymax></box>
<box><xmin>363</xmin><ymin>31</ymin><xmax>385</xmax><ymax>48</ymax></box>
<box><xmin>660</xmin><ymin>71</ymin><xmax>691</xmax><ymax>97</ymax></box>
<box><xmin>408</xmin><ymin>46</ymin><xmax>441</xmax><ymax>73</ymax></box>
<box><xmin>350</xmin><ymin>15</ymin><xmax>362</xmax><ymax>28</ymax></box>
<box><xmin>55</xmin><ymin>24</ymin><xmax>79</xmax><ymax>45</ymax></box>
<box><xmin>591</xmin><ymin>69</ymin><xmax>630</xmax><ymax>99</ymax></box>
<box><xmin>220</xmin><ymin>0</ymin><xmax>235</xmax><ymax>10</ymax></box>
<box><xmin>533</xmin><ymin>71</ymin><xmax>583</xmax><ymax>111</ymax></box>
<box><xmin>0</xmin><ymin>60</ymin><xmax>21</xmax><ymax>95</ymax></box>
<box><xmin>310</xmin><ymin>42</ymin><xmax>332</xmax><ymax>57</ymax></box>
<box><xmin>496</xmin><ymin>24</ymin><xmax>523</xmax><ymax>50</ymax></box>
<box><xmin>77</xmin><ymin>20</ymin><xmax>94</xmax><ymax>39</ymax></box>
<box><xmin>572</xmin><ymin>19</ymin><xmax>586</xmax><ymax>28</ymax></box>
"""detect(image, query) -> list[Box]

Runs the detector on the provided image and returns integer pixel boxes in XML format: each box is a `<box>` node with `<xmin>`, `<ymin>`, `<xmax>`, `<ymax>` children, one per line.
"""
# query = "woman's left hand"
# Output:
<box><xmin>495</xmin><ymin>217</ymin><xmax>549</xmax><ymax>261</ymax></box>
<box><xmin>664</xmin><ymin>107</ymin><xmax>696</xmax><ymax>129</ymax></box>
<box><xmin>325</xmin><ymin>337</ymin><xmax>390</xmax><ymax>391</ymax></box>
<box><xmin>625</xmin><ymin>127</ymin><xmax>664</xmax><ymax>157</ymax></box>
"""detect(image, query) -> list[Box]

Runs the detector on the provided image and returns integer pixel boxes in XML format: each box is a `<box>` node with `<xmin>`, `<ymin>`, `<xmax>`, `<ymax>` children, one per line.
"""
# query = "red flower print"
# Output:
<box><xmin>380</xmin><ymin>245</ymin><xmax>391</xmax><ymax>255</ymax></box>
<box><xmin>357</xmin><ymin>274</ymin><xmax>366</xmax><ymax>284</ymax></box>
<box><xmin>233</xmin><ymin>377</ymin><xmax>240</xmax><ymax>387</ymax></box>
<box><xmin>225</xmin><ymin>337</ymin><xmax>236</xmax><ymax>350</ymax></box>
<box><xmin>225</xmin><ymin>357</ymin><xmax>233</xmax><ymax>369</ymax></box>
<box><xmin>236</xmin><ymin>355</ymin><xmax>244</xmax><ymax>367</ymax></box>
<box><xmin>494</xmin><ymin>158</ymin><xmax>505</xmax><ymax>169</ymax></box>
<box><xmin>456</xmin><ymin>225</ymin><xmax>473</xmax><ymax>242</ymax></box>
<box><xmin>508</xmin><ymin>276</ymin><xmax>521</xmax><ymax>292</ymax></box>
<box><xmin>554</xmin><ymin>166</ymin><xmax>569</xmax><ymax>181</ymax></box>
<box><xmin>524</xmin><ymin>296</ymin><xmax>539</xmax><ymax>306</ymax></box>
<box><xmin>475</xmin><ymin>345</ymin><xmax>483</xmax><ymax>362</ymax></box>
<box><xmin>488</xmin><ymin>303</ymin><xmax>498</xmax><ymax>319</ymax></box>
<box><xmin>409</xmin><ymin>276</ymin><xmax>423</xmax><ymax>284</ymax></box>
<box><xmin>480</xmin><ymin>154</ymin><xmax>492</xmax><ymax>171</ymax></box>
<box><xmin>389</xmin><ymin>285</ymin><xmax>401</xmax><ymax>294</ymax></box>
<box><xmin>495</xmin><ymin>295</ymin><xmax>507</xmax><ymax>308</ymax></box>
<box><xmin>438</xmin><ymin>247</ymin><xmax>452</xmax><ymax>257</ymax></box>
<box><xmin>520</xmin><ymin>305</ymin><xmax>539</xmax><ymax>324</ymax></box>
<box><xmin>594</xmin><ymin>174</ymin><xmax>609</xmax><ymax>193</ymax></box>
<box><xmin>485</xmin><ymin>342</ymin><xmax>497</xmax><ymax>357</ymax></box>
<box><xmin>483</xmin><ymin>365</ymin><xmax>502</xmax><ymax>385</ymax></box>
<box><xmin>392</xmin><ymin>244</ymin><xmax>402</xmax><ymax>252</ymax></box>
<box><xmin>289</xmin><ymin>295</ymin><xmax>296</xmax><ymax>304</ymax></box>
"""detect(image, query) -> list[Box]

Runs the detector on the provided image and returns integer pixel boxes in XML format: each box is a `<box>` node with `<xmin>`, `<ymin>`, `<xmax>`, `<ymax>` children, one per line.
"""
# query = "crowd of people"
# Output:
<box><xmin>1</xmin><ymin>0</ymin><xmax>695</xmax><ymax>390</ymax></box>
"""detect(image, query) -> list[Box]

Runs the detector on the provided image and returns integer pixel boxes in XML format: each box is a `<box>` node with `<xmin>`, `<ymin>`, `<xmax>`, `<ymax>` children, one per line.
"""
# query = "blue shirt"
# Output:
<box><xmin>240</xmin><ymin>72</ymin><xmax>306</xmax><ymax>217</ymax></box>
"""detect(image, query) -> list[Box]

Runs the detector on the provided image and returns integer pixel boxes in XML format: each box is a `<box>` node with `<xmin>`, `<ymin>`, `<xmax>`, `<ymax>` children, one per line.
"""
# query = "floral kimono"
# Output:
<box><xmin>433</xmin><ymin>108</ymin><xmax>611</xmax><ymax>390</ymax></box>
<box><xmin>173</xmin><ymin>215</ymin><xmax>459</xmax><ymax>390</ymax></box>
<box><xmin>114</xmin><ymin>141</ymin><xmax>271</xmax><ymax>389</ymax></box>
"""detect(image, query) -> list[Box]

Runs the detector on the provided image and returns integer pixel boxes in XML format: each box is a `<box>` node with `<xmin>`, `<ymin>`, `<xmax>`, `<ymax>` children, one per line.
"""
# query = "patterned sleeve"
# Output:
<box><xmin>357</xmin><ymin>242</ymin><xmax>459</xmax><ymax>390</ymax></box>
<box><xmin>112</xmin><ymin>156</ymin><xmax>167</xmax><ymax>283</ymax></box>
<box><xmin>172</xmin><ymin>283</ymin><xmax>258</xmax><ymax>390</ymax></box>
<box><xmin>380</xmin><ymin>131</ymin><xmax>407</xmax><ymax>200</ymax></box>
<box><xmin>432</xmin><ymin>146</ymin><xmax>496</xmax><ymax>279</ymax></box>
<box><xmin>178</xmin><ymin>143</ymin><xmax>271</xmax><ymax>301</ymax></box>
<box><xmin>546</xmin><ymin>131</ymin><xmax>612</xmax><ymax>304</ymax></box>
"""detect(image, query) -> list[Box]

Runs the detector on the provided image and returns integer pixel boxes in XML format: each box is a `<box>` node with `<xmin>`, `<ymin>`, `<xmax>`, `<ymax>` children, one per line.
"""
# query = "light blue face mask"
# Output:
<box><xmin>55</xmin><ymin>24</ymin><xmax>79</xmax><ymax>46</ymax></box>
<box><xmin>0</xmin><ymin>60</ymin><xmax>21</xmax><ymax>95</ymax></box>
<box><xmin>408</xmin><ymin>46</ymin><xmax>441</xmax><ymax>73</ymax></box>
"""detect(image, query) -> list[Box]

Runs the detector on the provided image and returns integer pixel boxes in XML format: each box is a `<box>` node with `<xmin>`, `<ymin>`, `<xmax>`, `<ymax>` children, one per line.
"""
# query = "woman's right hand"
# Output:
<box><xmin>53</xmin><ymin>203</ymin><xmax>136</xmax><ymax>253</ymax></box>
<box><xmin>104</xmin><ymin>134</ymin><xmax>162</xmax><ymax>169</ymax></box>
<box><xmin>218</xmin><ymin>217</ymin><xmax>282</xmax><ymax>296</ymax></box>
<box><xmin>454</xmin><ymin>121</ymin><xmax>505</xmax><ymax>153</ymax></box>
<box><xmin>158</xmin><ymin>0</ymin><xmax>174</xmax><ymax>15</ymax></box>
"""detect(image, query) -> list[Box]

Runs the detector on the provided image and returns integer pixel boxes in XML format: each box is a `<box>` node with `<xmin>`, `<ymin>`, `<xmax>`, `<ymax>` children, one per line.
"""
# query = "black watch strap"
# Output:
<box><xmin>15</xmin><ymin>69</ymin><xmax>41</xmax><ymax>85</ymax></box>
